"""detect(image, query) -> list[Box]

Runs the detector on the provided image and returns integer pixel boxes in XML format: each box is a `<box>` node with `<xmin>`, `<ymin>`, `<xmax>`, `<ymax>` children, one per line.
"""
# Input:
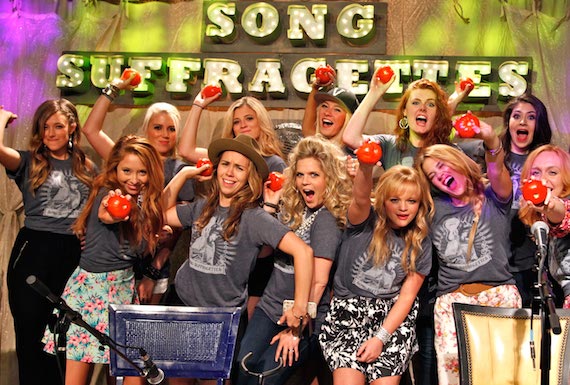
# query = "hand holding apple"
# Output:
<box><xmin>459</xmin><ymin>77</ymin><xmax>474</xmax><ymax>92</ymax></box>
<box><xmin>196</xmin><ymin>158</ymin><xmax>213</xmax><ymax>176</ymax></box>
<box><xmin>202</xmin><ymin>84</ymin><xmax>222</xmax><ymax>98</ymax></box>
<box><xmin>376</xmin><ymin>66</ymin><xmax>394</xmax><ymax>84</ymax></box>
<box><xmin>121</xmin><ymin>68</ymin><xmax>142</xmax><ymax>87</ymax></box>
<box><xmin>268</xmin><ymin>171</ymin><xmax>284</xmax><ymax>192</ymax></box>
<box><xmin>453</xmin><ymin>112</ymin><xmax>480</xmax><ymax>138</ymax></box>
<box><xmin>521</xmin><ymin>179</ymin><xmax>550</xmax><ymax>206</ymax></box>
<box><xmin>107</xmin><ymin>194</ymin><xmax>132</xmax><ymax>219</ymax></box>
<box><xmin>314</xmin><ymin>65</ymin><xmax>336</xmax><ymax>85</ymax></box>
<box><xmin>356</xmin><ymin>141</ymin><xmax>382</xmax><ymax>165</ymax></box>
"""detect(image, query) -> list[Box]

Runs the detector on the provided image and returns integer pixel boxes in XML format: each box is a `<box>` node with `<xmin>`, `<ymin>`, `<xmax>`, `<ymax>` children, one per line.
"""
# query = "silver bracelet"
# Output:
<box><xmin>375</xmin><ymin>325</ymin><xmax>392</xmax><ymax>344</ymax></box>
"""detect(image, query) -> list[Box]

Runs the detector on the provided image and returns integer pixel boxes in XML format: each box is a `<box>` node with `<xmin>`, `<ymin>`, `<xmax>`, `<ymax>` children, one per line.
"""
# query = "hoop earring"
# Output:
<box><xmin>398</xmin><ymin>116</ymin><xmax>409</xmax><ymax>130</ymax></box>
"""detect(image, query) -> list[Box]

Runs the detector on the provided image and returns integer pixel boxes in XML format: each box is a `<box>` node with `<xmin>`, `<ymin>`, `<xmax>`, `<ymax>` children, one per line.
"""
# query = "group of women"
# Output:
<box><xmin>2</xmin><ymin>65</ymin><xmax>570</xmax><ymax>385</ymax></box>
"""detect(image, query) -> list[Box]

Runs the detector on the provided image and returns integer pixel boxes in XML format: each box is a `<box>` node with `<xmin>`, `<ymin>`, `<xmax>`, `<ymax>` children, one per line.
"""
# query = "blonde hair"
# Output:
<box><xmin>28</xmin><ymin>99</ymin><xmax>95</xmax><ymax>193</ymax></box>
<box><xmin>519</xmin><ymin>145</ymin><xmax>570</xmax><ymax>226</ymax></box>
<box><xmin>73</xmin><ymin>136</ymin><xmax>164</xmax><ymax>254</ymax></box>
<box><xmin>142</xmin><ymin>102</ymin><xmax>181</xmax><ymax>158</ymax></box>
<box><xmin>221</xmin><ymin>97</ymin><xmax>284</xmax><ymax>158</ymax></box>
<box><xmin>315</xmin><ymin>103</ymin><xmax>353</xmax><ymax>145</ymax></box>
<box><xmin>415</xmin><ymin>144</ymin><xmax>486</xmax><ymax>261</ymax></box>
<box><xmin>368</xmin><ymin>165</ymin><xmax>434</xmax><ymax>272</ymax></box>
<box><xmin>280</xmin><ymin>135</ymin><xmax>352</xmax><ymax>229</ymax></box>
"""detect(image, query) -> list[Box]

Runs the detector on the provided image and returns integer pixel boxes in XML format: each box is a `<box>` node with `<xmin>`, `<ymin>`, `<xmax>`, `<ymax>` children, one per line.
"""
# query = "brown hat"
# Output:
<box><xmin>208</xmin><ymin>134</ymin><xmax>269</xmax><ymax>180</ymax></box>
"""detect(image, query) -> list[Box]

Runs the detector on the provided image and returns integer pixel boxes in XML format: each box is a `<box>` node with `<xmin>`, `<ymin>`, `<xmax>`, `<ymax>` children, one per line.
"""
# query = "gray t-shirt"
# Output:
<box><xmin>174</xmin><ymin>199</ymin><xmax>290</xmax><ymax>307</ymax></box>
<box><xmin>257</xmin><ymin>208</ymin><xmax>342</xmax><ymax>332</ymax></box>
<box><xmin>7</xmin><ymin>151</ymin><xmax>91</xmax><ymax>235</ymax></box>
<box><xmin>432</xmin><ymin>186</ymin><xmax>515</xmax><ymax>296</ymax></box>
<box><xmin>164</xmin><ymin>157</ymin><xmax>195</xmax><ymax>202</ymax></box>
<box><xmin>549</xmin><ymin>229</ymin><xmax>570</xmax><ymax>298</ymax></box>
<box><xmin>80</xmin><ymin>192</ymin><xmax>145</xmax><ymax>272</ymax></box>
<box><xmin>369</xmin><ymin>134</ymin><xmax>419</xmax><ymax>169</ymax></box>
<box><xmin>454</xmin><ymin>142</ymin><xmax>537</xmax><ymax>272</ymax></box>
<box><xmin>264</xmin><ymin>154</ymin><xmax>286</xmax><ymax>173</ymax></box>
<box><xmin>333</xmin><ymin>207</ymin><xmax>432</xmax><ymax>299</ymax></box>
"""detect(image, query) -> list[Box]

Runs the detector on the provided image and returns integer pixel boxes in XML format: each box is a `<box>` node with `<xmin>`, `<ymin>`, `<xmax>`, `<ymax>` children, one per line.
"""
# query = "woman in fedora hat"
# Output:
<box><xmin>163</xmin><ymin>134</ymin><xmax>314</xmax><ymax>385</ymax></box>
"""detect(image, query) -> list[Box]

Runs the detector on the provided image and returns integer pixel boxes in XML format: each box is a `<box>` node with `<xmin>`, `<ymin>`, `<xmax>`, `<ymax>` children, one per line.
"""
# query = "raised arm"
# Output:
<box><xmin>342</xmin><ymin>69</ymin><xmax>394</xmax><ymax>150</ymax></box>
<box><xmin>82</xmin><ymin>76</ymin><xmax>137</xmax><ymax>159</ymax></box>
<box><xmin>348</xmin><ymin>161</ymin><xmax>375</xmax><ymax>225</ymax></box>
<box><xmin>301</xmin><ymin>66</ymin><xmax>336</xmax><ymax>138</ymax></box>
<box><xmin>447</xmin><ymin>80</ymin><xmax>474</xmax><ymax>116</ymax></box>
<box><xmin>478</xmin><ymin>119</ymin><xmax>512</xmax><ymax>200</ymax></box>
<box><xmin>0</xmin><ymin>107</ymin><xmax>22</xmax><ymax>172</ymax></box>
<box><xmin>163</xmin><ymin>165</ymin><xmax>210</xmax><ymax>227</ymax></box>
<box><xmin>178</xmin><ymin>87</ymin><xmax>221</xmax><ymax>164</ymax></box>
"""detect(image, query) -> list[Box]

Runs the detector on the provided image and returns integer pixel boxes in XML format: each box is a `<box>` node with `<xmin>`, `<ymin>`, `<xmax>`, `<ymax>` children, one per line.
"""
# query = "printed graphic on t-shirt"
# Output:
<box><xmin>42</xmin><ymin>170</ymin><xmax>87</xmax><ymax>218</ymax></box>
<box><xmin>352</xmin><ymin>244</ymin><xmax>402</xmax><ymax>295</ymax></box>
<box><xmin>433</xmin><ymin>214</ymin><xmax>493</xmax><ymax>272</ymax></box>
<box><xmin>189</xmin><ymin>215</ymin><xmax>236</xmax><ymax>274</ymax></box>
<box><xmin>118</xmin><ymin>240</ymin><xmax>140</xmax><ymax>261</ymax></box>
<box><xmin>507</xmin><ymin>158</ymin><xmax>522</xmax><ymax>210</ymax></box>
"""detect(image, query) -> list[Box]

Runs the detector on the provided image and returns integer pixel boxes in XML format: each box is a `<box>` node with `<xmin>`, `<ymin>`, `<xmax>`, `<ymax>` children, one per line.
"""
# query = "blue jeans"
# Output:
<box><xmin>235</xmin><ymin>307</ymin><xmax>313</xmax><ymax>385</ymax></box>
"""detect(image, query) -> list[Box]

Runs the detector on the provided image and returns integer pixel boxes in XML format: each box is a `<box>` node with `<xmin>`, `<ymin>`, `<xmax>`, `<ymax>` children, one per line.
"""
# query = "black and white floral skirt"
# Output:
<box><xmin>319</xmin><ymin>295</ymin><xmax>419</xmax><ymax>382</ymax></box>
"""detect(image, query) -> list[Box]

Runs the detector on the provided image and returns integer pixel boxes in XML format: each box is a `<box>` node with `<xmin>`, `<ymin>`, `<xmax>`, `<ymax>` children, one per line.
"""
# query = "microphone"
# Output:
<box><xmin>26</xmin><ymin>275</ymin><xmax>60</xmax><ymax>304</ymax></box>
<box><xmin>140</xmin><ymin>349</ymin><xmax>165</xmax><ymax>384</ymax></box>
<box><xmin>531</xmin><ymin>221</ymin><xmax>549</xmax><ymax>259</ymax></box>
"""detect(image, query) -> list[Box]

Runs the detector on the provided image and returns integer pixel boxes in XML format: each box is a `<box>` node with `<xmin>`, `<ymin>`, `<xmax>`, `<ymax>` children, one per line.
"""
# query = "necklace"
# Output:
<box><xmin>294</xmin><ymin>207</ymin><xmax>324</xmax><ymax>236</ymax></box>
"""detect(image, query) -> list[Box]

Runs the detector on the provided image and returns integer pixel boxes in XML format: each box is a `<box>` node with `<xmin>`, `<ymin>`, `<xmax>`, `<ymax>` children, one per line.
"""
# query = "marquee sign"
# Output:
<box><xmin>56</xmin><ymin>2</ymin><xmax>532</xmax><ymax>109</ymax></box>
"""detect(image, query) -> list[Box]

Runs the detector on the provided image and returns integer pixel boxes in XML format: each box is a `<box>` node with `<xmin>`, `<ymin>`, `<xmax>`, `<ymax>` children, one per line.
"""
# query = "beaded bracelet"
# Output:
<box><xmin>375</xmin><ymin>325</ymin><xmax>392</xmax><ymax>345</ymax></box>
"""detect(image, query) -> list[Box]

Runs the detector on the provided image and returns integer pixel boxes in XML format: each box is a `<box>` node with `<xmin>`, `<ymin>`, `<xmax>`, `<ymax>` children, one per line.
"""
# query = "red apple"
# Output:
<box><xmin>202</xmin><ymin>84</ymin><xmax>222</xmax><ymax>98</ymax></box>
<box><xmin>314</xmin><ymin>65</ymin><xmax>335</xmax><ymax>84</ymax></box>
<box><xmin>196</xmin><ymin>158</ymin><xmax>213</xmax><ymax>176</ymax></box>
<box><xmin>121</xmin><ymin>68</ymin><xmax>142</xmax><ymax>86</ymax></box>
<box><xmin>453</xmin><ymin>112</ymin><xmax>480</xmax><ymax>138</ymax></box>
<box><xmin>107</xmin><ymin>195</ymin><xmax>132</xmax><ymax>219</ymax></box>
<box><xmin>356</xmin><ymin>141</ymin><xmax>382</xmax><ymax>165</ymax></box>
<box><xmin>268</xmin><ymin>171</ymin><xmax>284</xmax><ymax>192</ymax></box>
<box><xmin>376</xmin><ymin>66</ymin><xmax>394</xmax><ymax>84</ymax></box>
<box><xmin>522</xmin><ymin>179</ymin><xmax>549</xmax><ymax>205</ymax></box>
<box><xmin>459</xmin><ymin>77</ymin><xmax>474</xmax><ymax>91</ymax></box>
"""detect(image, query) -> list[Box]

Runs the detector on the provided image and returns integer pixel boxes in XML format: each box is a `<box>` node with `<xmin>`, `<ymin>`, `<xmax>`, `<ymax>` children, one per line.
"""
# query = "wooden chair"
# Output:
<box><xmin>453</xmin><ymin>303</ymin><xmax>570</xmax><ymax>385</ymax></box>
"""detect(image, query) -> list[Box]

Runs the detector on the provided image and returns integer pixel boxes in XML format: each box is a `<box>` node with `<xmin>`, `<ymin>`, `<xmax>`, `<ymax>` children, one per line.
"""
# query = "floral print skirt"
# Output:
<box><xmin>43</xmin><ymin>266</ymin><xmax>138</xmax><ymax>364</ymax></box>
<box><xmin>434</xmin><ymin>284</ymin><xmax>521</xmax><ymax>385</ymax></box>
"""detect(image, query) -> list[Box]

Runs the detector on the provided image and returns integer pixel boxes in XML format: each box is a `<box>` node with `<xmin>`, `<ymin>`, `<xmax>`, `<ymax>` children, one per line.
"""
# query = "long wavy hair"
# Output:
<box><xmin>73</xmin><ymin>136</ymin><xmax>164</xmax><ymax>254</ymax></box>
<box><xmin>394</xmin><ymin>79</ymin><xmax>452</xmax><ymax>152</ymax></box>
<box><xmin>280</xmin><ymin>135</ymin><xmax>352</xmax><ymax>229</ymax></box>
<box><xmin>142</xmin><ymin>102</ymin><xmax>181</xmax><ymax>158</ymax></box>
<box><xmin>368</xmin><ymin>165</ymin><xmax>434</xmax><ymax>272</ymax></box>
<box><xmin>221</xmin><ymin>97</ymin><xmax>284</xmax><ymax>159</ymax></box>
<box><xmin>518</xmin><ymin>145</ymin><xmax>570</xmax><ymax>227</ymax></box>
<box><xmin>501</xmin><ymin>94</ymin><xmax>552</xmax><ymax>162</ymax></box>
<box><xmin>415</xmin><ymin>144</ymin><xmax>486</xmax><ymax>261</ymax></box>
<box><xmin>195</xmin><ymin>151</ymin><xmax>263</xmax><ymax>241</ymax></box>
<box><xmin>28</xmin><ymin>99</ymin><xmax>95</xmax><ymax>193</ymax></box>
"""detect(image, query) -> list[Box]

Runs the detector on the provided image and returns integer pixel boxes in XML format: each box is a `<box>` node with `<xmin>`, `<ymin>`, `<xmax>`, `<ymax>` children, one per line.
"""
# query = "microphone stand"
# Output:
<box><xmin>28</xmin><ymin>277</ymin><xmax>153</xmax><ymax>381</ymax></box>
<box><xmin>535</xmin><ymin>244</ymin><xmax>561</xmax><ymax>385</ymax></box>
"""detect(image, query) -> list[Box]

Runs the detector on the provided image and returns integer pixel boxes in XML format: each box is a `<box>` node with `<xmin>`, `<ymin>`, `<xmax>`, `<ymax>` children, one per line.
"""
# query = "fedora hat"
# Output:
<box><xmin>208</xmin><ymin>134</ymin><xmax>269</xmax><ymax>181</ymax></box>
<box><xmin>314</xmin><ymin>87</ymin><xmax>359</xmax><ymax>114</ymax></box>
